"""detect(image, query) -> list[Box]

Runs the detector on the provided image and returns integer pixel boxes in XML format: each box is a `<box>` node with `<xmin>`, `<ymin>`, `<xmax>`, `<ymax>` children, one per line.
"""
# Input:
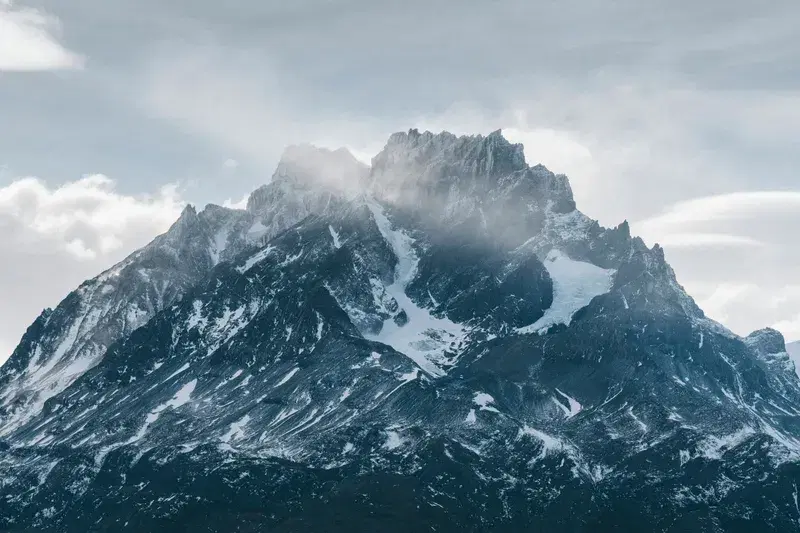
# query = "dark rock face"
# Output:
<box><xmin>1</xmin><ymin>130</ymin><xmax>800</xmax><ymax>532</ymax></box>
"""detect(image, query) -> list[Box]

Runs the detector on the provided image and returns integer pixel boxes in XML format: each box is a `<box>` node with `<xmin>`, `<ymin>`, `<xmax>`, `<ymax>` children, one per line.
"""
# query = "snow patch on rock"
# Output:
<box><xmin>275</xmin><ymin>368</ymin><xmax>300</xmax><ymax>387</ymax></box>
<box><xmin>365</xmin><ymin>200</ymin><xmax>467</xmax><ymax>377</ymax></box>
<box><xmin>554</xmin><ymin>389</ymin><xmax>582</xmax><ymax>418</ymax></box>
<box><xmin>237</xmin><ymin>245</ymin><xmax>275</xmax><ymax>274</ymax></box>
<box><xmin>328</xmin><ymin>225</ymin><xmax>342</xmax><ymax>248</ymax></box>
<box><xmin>516</xmin><ymin>249</ymin><xmax>615</xmax><ymax>335</ymax></box>
<box><xmin>474</xmin><ymin>392</ymin><xmax>500</xmax><ymax>413</ymax></box>
<box><xmin>220</xmin><ymin>414</ymin><xmax>251</xmax><ymax>444</ymax></box>
<box><xmin>384</xmin><ymin>429</ymin><xmax>405</xmax><ymax>450</ymax></box>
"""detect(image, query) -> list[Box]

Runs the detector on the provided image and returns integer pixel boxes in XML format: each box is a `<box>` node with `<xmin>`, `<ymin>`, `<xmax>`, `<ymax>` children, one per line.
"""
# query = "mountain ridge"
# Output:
<box><xmin>1</xmin><ymin>129</ymin><xmax>799</xmax><ymax>532</ymax></box>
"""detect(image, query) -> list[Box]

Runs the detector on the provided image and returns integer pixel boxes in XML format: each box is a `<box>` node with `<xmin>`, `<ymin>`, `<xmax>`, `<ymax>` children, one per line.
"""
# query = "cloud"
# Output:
<box><xmin>0</xmin><ymin>174</ymin><xmax>184</xmax><ymax>362</ymax></box>
<box><xmin>654</xmin><ymin>233</ymin><xmax>764</xmax><ymax>248</ymax></box>
<box><xmin>136</xmin><ymin>45</ymin><xmax>305</xmax><ymax>170</ymax></box>
<box><xmin>693</xmin><ymin>283</ymin><xmax>760</xmax><ymax>324</ymax></box>
<box><xmin>0</xmin><ymin>174</ymin><xmax>183</xmax><ymax>259</ymax></box>
<box><xmin>774</xmin><ymin>315</ymin><xmax>800</xmax><ymax>342</ymax></box>
<box><xmin>690</xmin><ymin>283</ymin><xmax>800</xmax><ymax>342</ymax></box>
<box><xmin>637</xmin><ymin>191</ymin><xmax>800</xmax><ymax>232</ymax></box>
<box><xmin>0</xmin><ymin>1</ymin><xmax>83</xmax><ymax>71</ymax></box>
<box><xmin>222</xmin><ymin>194</ymin><xmax>249</xmax><ymax>210</ymax></box>
<box><xmin>135</xmin><ymin>49</ymin><xmax>601</xmax><ymax>199</ymax></box>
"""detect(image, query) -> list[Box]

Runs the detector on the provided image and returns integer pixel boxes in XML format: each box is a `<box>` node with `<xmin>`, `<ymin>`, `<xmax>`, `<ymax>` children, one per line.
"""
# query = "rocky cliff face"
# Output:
<box><xmin>1</xmin><ymin>130</ymin><xmax>799</xmax><ymax>533</ymax></box>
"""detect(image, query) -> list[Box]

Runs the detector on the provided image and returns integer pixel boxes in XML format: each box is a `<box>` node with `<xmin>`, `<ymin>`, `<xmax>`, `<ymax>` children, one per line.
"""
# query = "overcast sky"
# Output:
<box><xmin>1</xmin><ymin>0</ymin><xmax>799</xmax><ymax>361</ymax></box>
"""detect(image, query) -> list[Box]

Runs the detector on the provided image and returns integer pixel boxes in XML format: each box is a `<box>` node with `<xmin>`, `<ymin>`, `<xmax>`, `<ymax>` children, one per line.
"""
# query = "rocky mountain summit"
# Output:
<box><xmin>1</xmin><ymin>130</ymin><xmax>799</xmax><ymax>532</ymax></box>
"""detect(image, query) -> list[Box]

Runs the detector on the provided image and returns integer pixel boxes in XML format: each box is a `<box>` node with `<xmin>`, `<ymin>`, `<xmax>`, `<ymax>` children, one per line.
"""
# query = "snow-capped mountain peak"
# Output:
<box><xmin>2</xmin><ymin>129</ymin><xmax>800</xmax><ymax>532</ymax></box>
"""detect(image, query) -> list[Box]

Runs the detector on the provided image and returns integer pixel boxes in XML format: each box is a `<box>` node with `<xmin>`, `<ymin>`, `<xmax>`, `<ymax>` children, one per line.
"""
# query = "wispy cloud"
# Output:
<box><xmin>655</xmin><ymin>233</ymin><xmax>764</xmax><ymax>248</ymax></box>
<box><xmin>135</xmin><ymin>48</ymin><xmax>600</xmax><ymax>192</ymax></box>
<box><xmin>638</xmin><ymin>191</ymin><xmax>800</xmax><ymax>232</ymax></box>
<box><xmin>0</xmin><ymin>1</ymin><xmax>83</xmax><ymax>71</ymax></box>
<box><xmin>690</xmin><ymin>282</ymin><xmax>800</xmax><ymax>342</ymax></box>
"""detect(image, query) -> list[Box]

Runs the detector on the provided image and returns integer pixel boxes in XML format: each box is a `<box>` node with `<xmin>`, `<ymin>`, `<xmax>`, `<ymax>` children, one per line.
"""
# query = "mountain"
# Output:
<box><xmin>1</xmin><ymin>130</ymin><xmax>800</xmax><ymax>532</ymax></box>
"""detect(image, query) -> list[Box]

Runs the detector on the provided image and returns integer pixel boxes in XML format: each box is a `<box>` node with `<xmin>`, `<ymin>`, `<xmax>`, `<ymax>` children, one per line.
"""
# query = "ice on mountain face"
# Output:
<box><xmin>315</xmin><ymin>312</ymin><xmax>325</xmax><ymax>341</ymax></box>
<box><xmin>220</xmin><ymin>415</ymin><xmax>250</xmax><ymax>444</ymax></box>
<box><xmin>365</xmin><ymin>200</ymin><xmax>467</xmax><ymax>377</ymax></box>
<box><xmin>275</xmin><ymin>368</ymin><xmax>300</xmax><ymax>387</ymax></box>
<box><xmin>697</xmin><ymin>427</ymin><xmax>755</xmax><ymax>460</ymax></box>
<box><xmin>166</xmin><ymin>363</ymin><xmax>191</xmax><ymax>381</ymax></box>
<box><xmin>366</xmin><ymin>200</ymin><xmax>417</xmax><ymax>284</ymax></box>
<box><xmin>555</xmin><ymin>389</ymin><xmax>582</xmax><ymax>418</ymax></box>
<box><xmin>339</xmin><ymin>386</ymin><xmax>353</xmax><ymax>402</ymax></box>
<box><xmin>627</xmin><ymin>407</ymin><xmax>648</xmax><ymax>433</ymax></box>
<box><xmin>0</xmin><ymin>303</ymin><xmax>111</xmax><ymax>436</ymax></box>
<box><xmin>397</xmin><ymin>368</ymin><xmax>419</xmax><ymax>383</ymax></box>
<box><xmin>328</xmin><ymin>226</ymin><xmax>342</xmax><ymax>249</ymax></box>
<box><xmin>383</xmin><ymin>429</ymin><xmax>405</xmax><ymax>450</ymax></box>
<box><xmin>516</xmin><ymin>249</ymin><xmax>615</xmax><ymax>335</ymax></box>
<box><xmin>474</xmin><ymin>392</ymin><xmax>500</xmax><ymax>413</ymax></box>
<box><xmin>208</xmin><ymin>226</ymin><xmax>232</xmax><ymax>266</ymax></box>
<box><xmin>214</xmin><ymin>369</ymin><xmax>244</xmax><ymax>391</ymax></box>
<box><xmin>187</xmin><ymin>300</ymin><xmax>207</xmax><ymax>331</ymax></box>
<box><xmin>519</xmin><ymin>207</ymin><xmax>594</xmax><ymax>255</ymax></box>
<box><xmin>203</xmin><ymin>303</ymin><xmax>257</xmax><ymax>356</ymax></box>
<box><xmin>351</xmin><ymin>352</ymin><xmax>382</xmax><ymax>370</ymax></box>
<box><xmin>129</xmin><ymin>379</ymin><xmax>197</xmax><ymax>444</ymax></box>
<box><xmin>465</xmin><ymin>409</ymin><xmax>477</xmax><ymax>424</ymax></box>
<box><xmin>166</xmin><ymin>380</ymin><xmax>197</xmax><ymax>409</ymax></box>
<box><xmin>9</xmin><ymin>129</ymin><xmax>800</xmax><ymax>531</ymax></box>
<box><xmin>237</xmin><ymin>245</ymin><xmax>275</xmax><ymax>274</ymax></box>
<box><xmin>519</xmin><ymin>426</ymin><xmax>567</xmax><ymax>459</ymax></box>
<box><xmin>1</xmin><ymin>203</ymin><xmax>266</xmax><ymax>441</ymax></box>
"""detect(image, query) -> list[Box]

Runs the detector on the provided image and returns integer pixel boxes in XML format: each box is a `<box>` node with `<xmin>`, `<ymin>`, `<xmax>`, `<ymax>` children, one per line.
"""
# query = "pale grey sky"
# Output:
<box><xmin>1</xmin><ymin>0</ymin><xmax>799</xmax><ymax>360</ymax></box>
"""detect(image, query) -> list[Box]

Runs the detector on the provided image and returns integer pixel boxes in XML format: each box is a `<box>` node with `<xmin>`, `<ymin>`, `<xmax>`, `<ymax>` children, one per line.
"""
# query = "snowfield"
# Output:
<box><xmin>516</xmin><ymin>249</ymin><xmax>616</xmax><ymax>335</ymax></box>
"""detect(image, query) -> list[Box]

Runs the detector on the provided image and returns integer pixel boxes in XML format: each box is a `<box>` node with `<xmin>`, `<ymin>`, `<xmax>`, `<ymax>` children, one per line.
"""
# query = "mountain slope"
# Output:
<box><xmin>0</xmin><ymin>204</ymin><xmax>259</xmax><ymax>436</ymax></box>
<box><xmin>0</xmin><ymin>145</ymin><xmax>365</xmax><ymax>438</ymax></box>
<box><xmin>1</xmin><ymin>130</ymin><xmax>799</xmax><ymax>532</ymax></box>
